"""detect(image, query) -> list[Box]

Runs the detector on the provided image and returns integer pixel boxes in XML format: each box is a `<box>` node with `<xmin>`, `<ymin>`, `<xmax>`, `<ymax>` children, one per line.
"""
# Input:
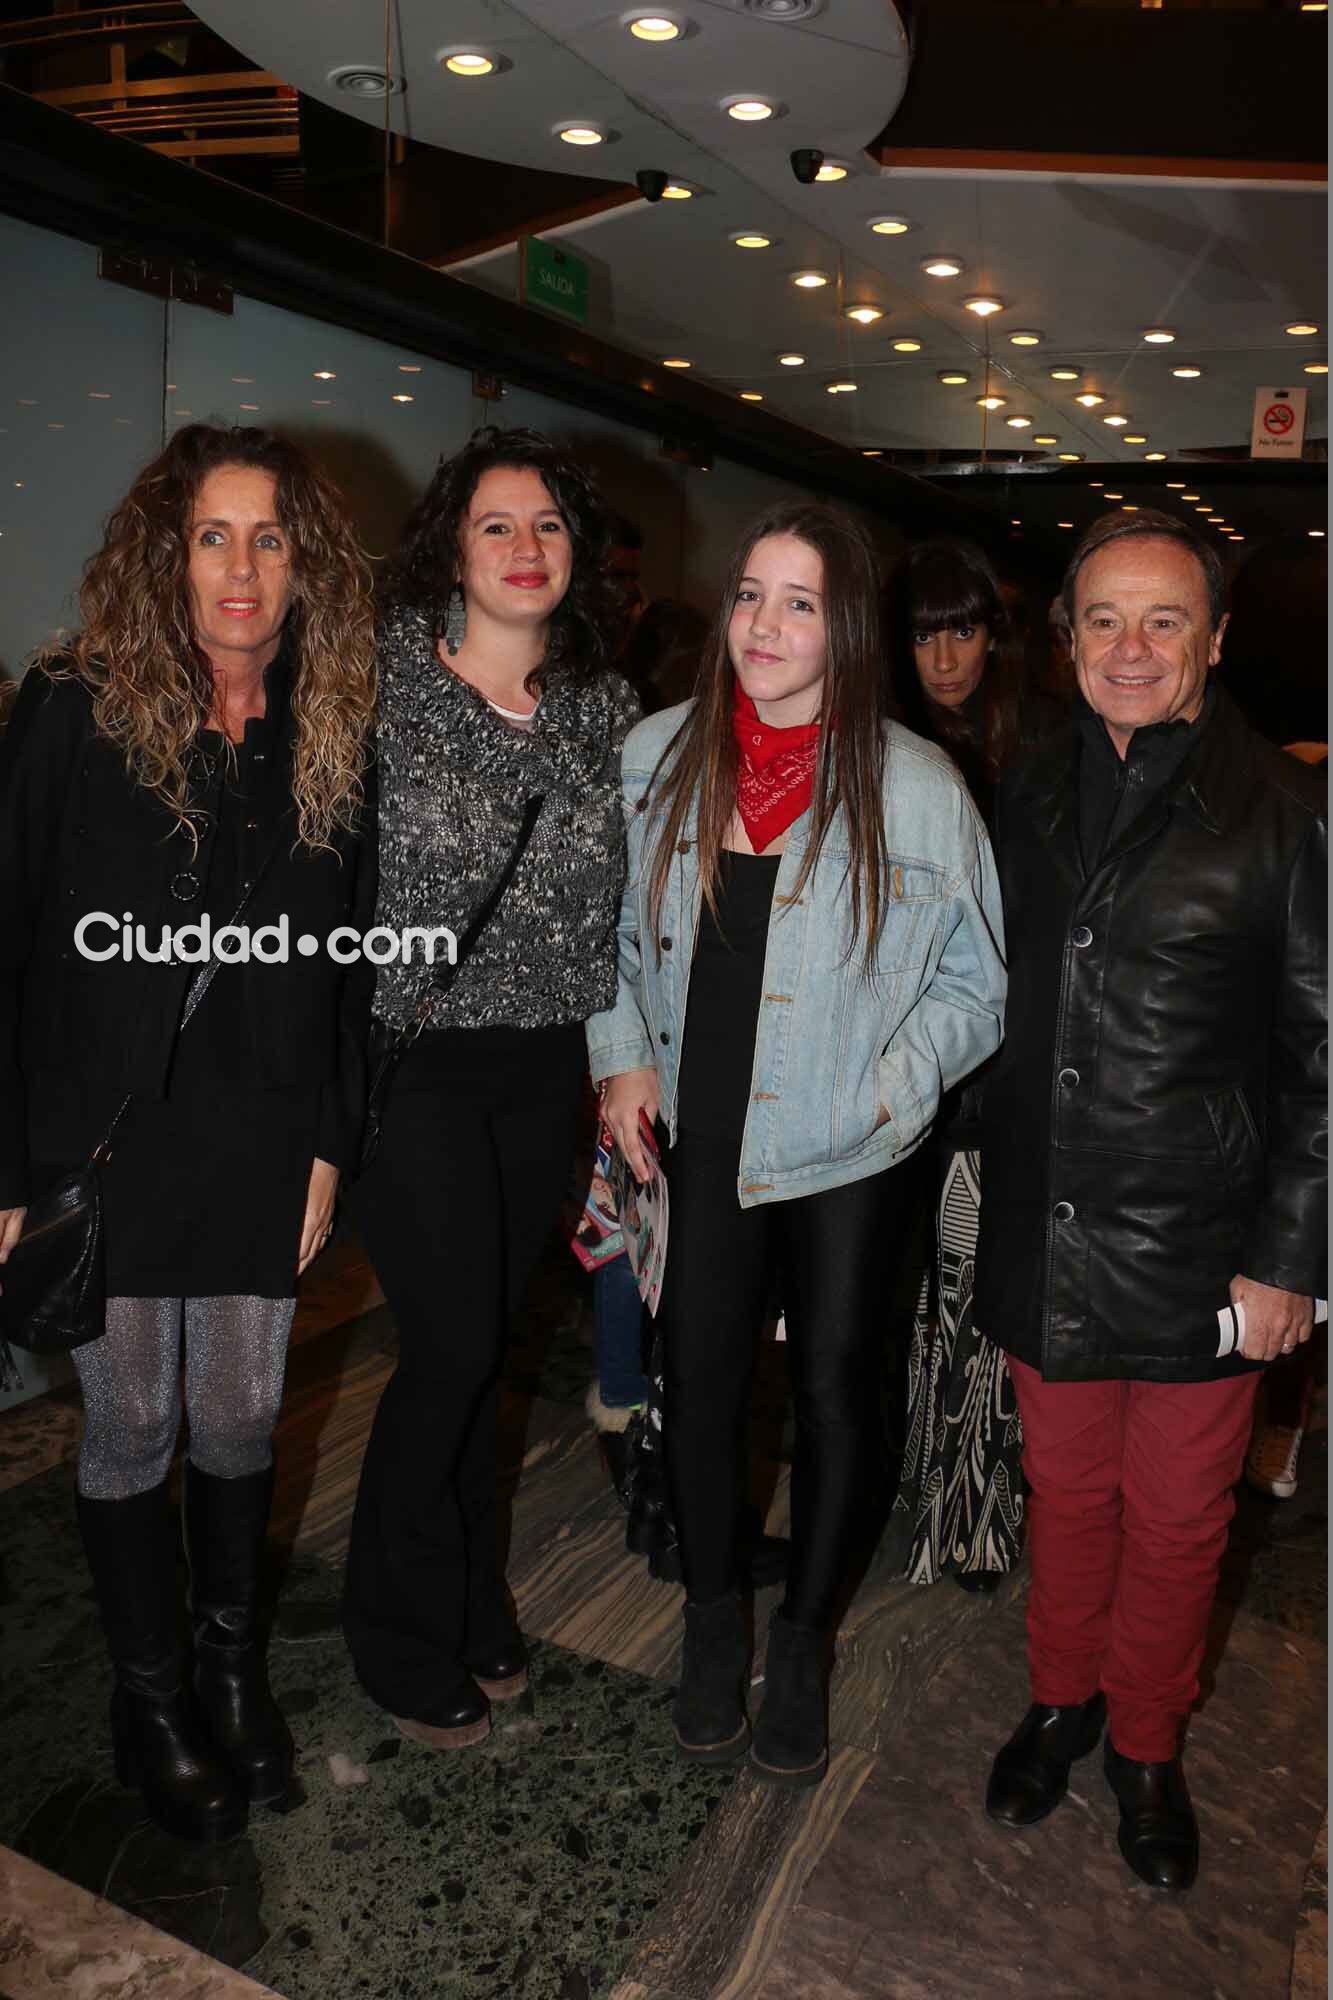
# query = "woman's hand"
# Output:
<box><xmin>602</xmin><ymin>1069</ymin><xmax>660</xmax><ymax>1182</ymax></box>
<box><xmin>297</xmin><ymin>1159</ymin><xmax>340</xmax><ymax>1276</ymax></box>
<box><xmin>0</xmin><ymin>1206</ymin><xmax>28</xmax><ymax>1281</ymax></box>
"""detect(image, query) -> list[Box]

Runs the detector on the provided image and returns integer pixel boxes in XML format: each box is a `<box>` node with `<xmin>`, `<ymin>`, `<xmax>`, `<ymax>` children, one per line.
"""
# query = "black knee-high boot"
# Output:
<box><xmin>77</xmin><ymin>1484</ymin><xmax>246</xmax><ymax>1843</ymax></box>
<box><xmin>183</xmin><ymin>1463</ymin><xmax>294</xmax><ymax>1807</ymax></box>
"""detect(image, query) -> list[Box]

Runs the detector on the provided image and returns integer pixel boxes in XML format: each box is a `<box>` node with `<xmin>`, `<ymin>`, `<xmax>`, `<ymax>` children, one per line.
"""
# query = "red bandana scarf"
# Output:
<box><xmin>731</xmin><ymin>686</ymin><xmax>820</xmax><ymax>854</ymax></box>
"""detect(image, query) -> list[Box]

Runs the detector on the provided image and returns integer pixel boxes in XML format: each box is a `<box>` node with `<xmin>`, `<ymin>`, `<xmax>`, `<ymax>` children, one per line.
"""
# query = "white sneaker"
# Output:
<box><xmin>1245</xmin><ymin>1424</ymin><xmax>1304</xmax><ymax>1500</ymax></box>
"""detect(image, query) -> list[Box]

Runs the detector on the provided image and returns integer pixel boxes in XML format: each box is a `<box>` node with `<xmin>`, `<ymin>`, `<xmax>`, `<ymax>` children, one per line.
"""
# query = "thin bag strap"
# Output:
<box><xmin>408</xmin><ymin>792</ymin><xmax>546</xmax><ymax>1035</ymax></box>
<box><xmin>89</xmin><ymin>819</ymin><xmax>287</xmax><ymax>1165</ymax></box>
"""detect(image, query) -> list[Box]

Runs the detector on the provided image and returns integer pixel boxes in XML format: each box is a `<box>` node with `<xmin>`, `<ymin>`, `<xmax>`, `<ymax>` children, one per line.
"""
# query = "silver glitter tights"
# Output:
<box><xmin>73</xmin><ymin>1296</ymin><xmax>295</xmax><ymax>1500</ymax></box>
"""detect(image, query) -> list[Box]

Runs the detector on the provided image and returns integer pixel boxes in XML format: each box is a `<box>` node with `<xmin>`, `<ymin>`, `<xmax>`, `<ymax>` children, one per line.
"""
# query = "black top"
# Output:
<box><xmin>677</xmin><ymin>850</ymin><xmax>781</xmax><ymax>1145</ymax></box>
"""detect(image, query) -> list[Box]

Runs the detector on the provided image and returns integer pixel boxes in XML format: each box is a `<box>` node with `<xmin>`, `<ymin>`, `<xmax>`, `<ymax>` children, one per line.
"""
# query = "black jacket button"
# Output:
<box><xmin>1071</xmin><ymin>926</ymin><xmax>1093</xmax><ymax>948</ymax></box>
<box><xmin>1053</xmin><ymin>1201</ymin><xmax>1075</xmax><ymax>1222</ymax></box>
<box><xmin>659</xmin><ymin>1030</ymin><xmax>670</xmax><ymax>1045</ymax></box>
<box><xmin>1059</xmin><ymin>1068</ymin><xmax>1080</xmax><ymax>1089</ymax></box>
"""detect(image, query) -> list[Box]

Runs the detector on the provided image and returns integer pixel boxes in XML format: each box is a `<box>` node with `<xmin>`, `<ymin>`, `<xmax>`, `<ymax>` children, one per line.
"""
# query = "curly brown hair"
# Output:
<box><xmin>46</xmin><ymin>423</ymin><xmax>376</xmax><ymax>851</ymax></box>
<box><xmin>380</xmin><ymin>425</ymin><xmax>619</xmax><ymax>693</ymax></box>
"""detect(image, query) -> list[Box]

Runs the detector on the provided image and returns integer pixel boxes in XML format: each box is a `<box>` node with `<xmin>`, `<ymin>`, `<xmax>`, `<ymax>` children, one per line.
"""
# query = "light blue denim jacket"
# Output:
<box><xmin>585</xmin><ymin>703</ymin><xmax>1008</xmax><ymax>1206</ymax></box>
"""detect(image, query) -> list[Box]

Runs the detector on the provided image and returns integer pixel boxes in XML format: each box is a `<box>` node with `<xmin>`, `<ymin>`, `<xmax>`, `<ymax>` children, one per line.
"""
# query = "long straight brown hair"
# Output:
<box><xmin>644</xmin><ymin>500</ymin><xmax>890</xmax><ymax>970</ymax></box>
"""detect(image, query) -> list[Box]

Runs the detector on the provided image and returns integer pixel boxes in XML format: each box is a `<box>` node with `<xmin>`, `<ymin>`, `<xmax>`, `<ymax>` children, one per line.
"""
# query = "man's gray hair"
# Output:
<box><xmin>1057</xmin><ymin>508</ymin><xmax>1228</xmax><ymax>635</ymax></box>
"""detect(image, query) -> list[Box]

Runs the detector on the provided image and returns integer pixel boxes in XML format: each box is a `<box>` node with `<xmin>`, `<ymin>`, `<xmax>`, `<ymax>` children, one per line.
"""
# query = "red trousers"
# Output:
<box><xmin>1008</xmin><ymin>1357</ymin><xmax>1259</xmax><ymax>1762</ymax></box>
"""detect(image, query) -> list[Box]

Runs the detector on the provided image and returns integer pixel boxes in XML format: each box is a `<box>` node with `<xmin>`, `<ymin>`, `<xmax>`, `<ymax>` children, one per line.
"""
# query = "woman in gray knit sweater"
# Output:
<box><xmin>344</xmin><ymin>428</ymin><xmax>638</xmax><ymax>1745</ymax></box>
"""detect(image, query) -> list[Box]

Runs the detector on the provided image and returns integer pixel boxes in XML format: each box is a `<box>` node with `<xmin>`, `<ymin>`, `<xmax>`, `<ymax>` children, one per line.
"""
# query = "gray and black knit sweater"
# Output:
<box><xmin>372</xmin><ymin>604</ymin><xmax>640</xmax><ymax>1033</ymax></box>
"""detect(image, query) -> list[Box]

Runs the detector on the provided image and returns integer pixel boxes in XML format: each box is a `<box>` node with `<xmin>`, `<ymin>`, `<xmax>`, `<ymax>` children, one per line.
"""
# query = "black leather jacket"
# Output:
<box><xmin>976</xmin><ymin>688</ymin><xmax>1327</xmax><ymax>1383</ymax></box>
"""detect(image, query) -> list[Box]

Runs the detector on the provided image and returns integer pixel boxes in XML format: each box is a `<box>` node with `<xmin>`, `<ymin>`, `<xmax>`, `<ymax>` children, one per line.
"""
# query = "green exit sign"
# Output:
<box><xmin>520</xmin><ymin>237</ymin><xmax>588</xmax><ymax>326</ymax></box>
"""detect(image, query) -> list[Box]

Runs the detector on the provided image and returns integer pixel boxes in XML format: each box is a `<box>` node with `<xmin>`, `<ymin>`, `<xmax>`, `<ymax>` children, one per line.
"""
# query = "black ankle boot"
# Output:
<box><xmin>184</xmin><ymin>1463</ymin><xmax>294</xmax><ymax>1807</ymax></box>
<box><xmin>750</xmin><ymin>1612</ymin><xmax>829</xmax><ymax>1789</ymax></box>
<box><xmin>985</xmin><ymin>1694</ymin><xmax>1107</xmax><ymax>1827</ymax></box>
<box><xmin>672</xmin><ymin>1595</ymin><xmax>750</xmax><ymax>1763</ymax></box>
<box><xmin>1103</xmin><ymin>1740</ymin><xmax>1198</xmax><ymax>1891</ymax></box>
<box><xmin>78</xmin><ymin>1485</ymin><xmax>246</xmax><ymax>1844</ymax></box>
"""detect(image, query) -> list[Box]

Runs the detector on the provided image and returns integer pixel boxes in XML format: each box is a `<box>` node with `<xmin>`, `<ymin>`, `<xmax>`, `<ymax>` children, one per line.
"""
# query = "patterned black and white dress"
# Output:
<box><xmin>889</xmin><ymin>1148</ymin><xmax>1024</xmax><ymax>1583</ymax></box>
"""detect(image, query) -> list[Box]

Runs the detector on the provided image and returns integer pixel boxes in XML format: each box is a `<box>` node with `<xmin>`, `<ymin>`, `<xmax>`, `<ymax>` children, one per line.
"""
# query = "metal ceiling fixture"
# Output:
<box><xmin>327</xmin><ymin>65</ymin><xmax>403</xmax><ymax>97</ymax></box>
<box><xmin>743</xmin><ymin>0</ymin><xmax>825</xmax><ymax>21</ymax></box>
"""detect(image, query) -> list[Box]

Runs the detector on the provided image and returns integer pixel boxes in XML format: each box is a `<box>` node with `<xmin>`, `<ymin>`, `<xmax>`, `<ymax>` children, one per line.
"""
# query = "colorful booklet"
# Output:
<box><xmin>608</xmin><ymin>1111</ymin><xmax>669</xmax><ymax>1317</ymax></box>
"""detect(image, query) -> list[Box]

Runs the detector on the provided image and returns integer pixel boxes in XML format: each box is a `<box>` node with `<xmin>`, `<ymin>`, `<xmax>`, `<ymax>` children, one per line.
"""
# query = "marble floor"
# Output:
<box><xmin>0</xmin><ymin>1233</ymin><xmax>1325</xmax><ymax>2000</ymax></box>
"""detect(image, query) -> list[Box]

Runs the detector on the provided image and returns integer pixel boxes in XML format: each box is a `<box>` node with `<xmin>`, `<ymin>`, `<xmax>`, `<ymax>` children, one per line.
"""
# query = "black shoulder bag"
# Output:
<box><xmin>357</xmin><ymin>793</ymin><xmax>545</xmax><ymax>1177</ymax></box>
<box><xmin>0</xmin><ymin>854</ymin><xmax>280</xmax><ymax>1361</ymax></box>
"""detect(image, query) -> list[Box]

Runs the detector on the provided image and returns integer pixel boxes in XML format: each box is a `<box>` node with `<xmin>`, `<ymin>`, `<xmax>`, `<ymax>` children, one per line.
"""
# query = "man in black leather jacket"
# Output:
<box><xmin>975</xmin><ymin>509</ymin><xmax>1326</xmax><ymax>1893</ymax></box>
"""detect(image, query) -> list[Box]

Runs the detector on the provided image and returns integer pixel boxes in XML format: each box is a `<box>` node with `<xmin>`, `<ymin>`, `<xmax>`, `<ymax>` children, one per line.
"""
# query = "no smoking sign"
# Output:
<box><xmin>1250</xmin><ymin>385</ymin><xmax>1307</xmax><ymax>460</ymax></box>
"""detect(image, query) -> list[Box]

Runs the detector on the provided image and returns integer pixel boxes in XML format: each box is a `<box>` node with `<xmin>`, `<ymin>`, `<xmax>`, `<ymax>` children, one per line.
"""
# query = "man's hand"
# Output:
<box><xmin>0</xmin><ymin>1206</ymin><xmax>27</xmax><ymax>1284</ymax></box>
<box><xmin>1231</xmin><ymin>1273</ymin><xmax>1314</xmax><ymax>1363</ymax></box>
<box><xmin>602</xmin><ymin>1068</ymin><xmax>660</xmax><ymax>1182</ymax></box>
<box><xmin>297</xmin><ymin>1159</ymin><xmax>340</xmax><ymax>1276</ymax></box>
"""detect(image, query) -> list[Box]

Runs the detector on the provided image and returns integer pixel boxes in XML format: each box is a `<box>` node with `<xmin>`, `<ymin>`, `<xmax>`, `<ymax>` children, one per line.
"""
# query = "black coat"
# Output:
<box><xmin>976</xmin><ymin>689</ymin><xmax>1327</xmax><ymax>1383</ymax></box>
<box><xmin>0</xmin><ymin>664</ymin><xmax>377</xmax><ymax>1209</ymax></box>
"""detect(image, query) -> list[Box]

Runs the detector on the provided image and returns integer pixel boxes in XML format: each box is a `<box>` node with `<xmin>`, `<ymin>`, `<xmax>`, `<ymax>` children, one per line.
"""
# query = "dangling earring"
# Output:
<box><xmin>444</xmin><ymin>583</ymin><xmax>466</xmax><ymax>657</ymax></box>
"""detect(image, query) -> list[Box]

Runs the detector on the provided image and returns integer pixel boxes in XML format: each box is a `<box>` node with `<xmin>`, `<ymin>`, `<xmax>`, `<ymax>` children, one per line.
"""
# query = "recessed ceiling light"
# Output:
<box><xmin>558</xmin><ymin>124</ymin><xmax>606</xmax><ymax>145</ymax></box>
<box><xmin>869</xmin><ymin>215</ymin><xmax>912</xmax><ymax>235</ymax></box>
<box><xmin>88</xmin><ymin>390</ymin><xmax>111</xmax><ymax>399</ymax></box>
<box><xmin>937</xmin><ymin>371</ymin><xmax>970</xmax><ymax>385</ymax></box>
<box><xmin>739</xmin><ymin>391</ymin><xmax>763</xmax><ymax>401</ymax></box>
<box><xmin>1049</xmin><ymin>366</ymin><xmax>1082</xmax><ymax>381</ymax></box>
<box><xmin>231</xmin><ymin>377</ymin><xmax>254</xmax><ymax>384</ymax></box>
<box><xmin>1103</xmin><ymin>491</ymin><xmax>1123</xmax><ymax>500</ymax></box>
<box><xmin>1207</xmin><ymin>515</ymin><xmax>1225</xmax><ymax>523</ymax></box>
<box><xmin>1171</xmin><ymin>366</ymin><xmax>1203</xmax><ymax>379</ymax></box>
<box><xmin>815</xmin><ymin>161</ymin><xmax>848</xmax><ymax>182</ymax></box>
<box><xmin>313</xmin><ymin>370</ymin><xmax>336</xmax><ymax>380</ymax></box>
<box><xmin>892</xmin><ymin>338</ymin><xmax>922</xmax><ymax>353</ymax></box>
<box><xmin>862</xmin><ymin>449</ymin><xmax>882</xmax><ymax>456</ymax></box>
<box><xmin>921</xmin><ymin>257</ymin><xmax>962</xmax><ymax>279</ymax></box>
<box><xmin>1286</xmin><ymin>321</ymin><xmax>1320</xmax><ymax>336</ymax></box>
<box><xmin>1009</xmin><ymin>330</ymin><xmax>1042</xmax><ymax>347</ymax></box>
<box><xmin>1122</xmin><ymin>433</ymin><xmax>1148</xmax><ymax>444</ymax></box>
<box><xmin>1142</xmin><ymin>328</ymin><xmax>1176</xmax><ymax>344</ymax></box>
<box><xmin>661</xmin><ymin>183</ymin><xmax>694</xmax><ymax>199</ymax></box>
<box><xmin>1075</xmin><ymin>392</ymin><xmax>1105</xmax><ymax>408</ymax></box>
<box><xmin>1057</xmin><ymin>452</ymin><xmax>1083</xmax><ymax>462</ymax></box>
<box><xmin>237</xmin><ymin>403</ymin><xmax>258</xmax><ymax>412</ymax></box>
<box><xmin>1311</xmin><ymin>529</ymin><xmax>1326</xmax><ymax>537</ymax></box>
<box><xmin>826</xmin><ymin>379</ymin><xmax>857</xmax><ymax>394</ymax></box>
<box><xmin>732</xmin><ymin>232</ymin><xmax>772</xmax><ymax>249</ymax></box>
<box><xmin>392</xmin><ymin>393</ymin><xmax>414</xmax><ymax>403</ymax></box>
<box><xmin>444</xmin><ymin>51</ymin><xmax>495</xmax><ymax>75</ymax></box>
<box><xmin>846</xmin><ymin>306</ymin><xmax>883</xmax><ymax>325</ymax></box>
<box><xmin>964</xmin><ymin>296</ymin><xmax>1004</xmax><ymax>317</ymax></box>
<box><xmin>627</xmin><ymin>13</ymin><xmax>682</xmax><ymax>40</ymax></box>
<box><xmin>791</xmin><ymin>270</ymin><xmax>828</xmax><ymax>288</ymax></box>
<box><xmin>661</xmin><ymin>356</ymin><xmax>692</xmax><ymax>368</ymax></box>
<box><xmin>1103</xmin><ymin>414</ymin><xmax>1130</xmax><ymax>427</ymax></box>
<box><xmin>975</xmin><ymin>394</ymin><xmax>1006</xmax><ymax>411</ymax></box>
<box><xmin>312</xmin><ymin>398</ymin><xmax>332</xmax><ymax>406</ymax></box>
<box><xmin>725</xmin><ymin>97</ymin><xmax>777</xmax><ymax>121</ymax></box>
<box><xmin>1306</xmin><ymin>360</ymin><xmax>1329</xmax><ymax>374</ymax></box>
<box><xmin>1010</xmin><ymin>519</ymin><xmax>1022</xmax><ymax>527</ymax></box>
<box><xmin>1089</xmin><ymin>481</ymin><xmax>1104</xmax><ymax>488</ymax></box>
<box><xmin>1122</xmin><ymin>504</ymin><xmax>1139</xmax><ymax>512</ymax></box>
<box><xmin>1144</xmin><ymin>451</ymin><xmax>1168</xmax><ymax>461</ymax></box>
<box><xmin>1195</xmin><ymin>505</ymin><xmax>1212</xmax><ymax>513</ymax></box>
<box><xmin>1166</xmin><ymin>481</ymin><xmax>1186</xmax><ymax>489</ymax></box>
<box><xmin>1005</xmin><ymin>415</ymin><xmax>1033</xmax><ymax>428</ymax></box>
<box><xmin>1057</xmin><ymin>521</ymin><xmax>1074</xmax><ymax>529</ymax></box>
<box><xmin>398</xmin><ymin>363</ymin><xmax>422</xmax><ymax>373</ymax></box>
<box><xmin>777</xmin><ymin>352</ymin><xmax>805</xmax><ymax>366</ymax></box>
<box><xmin>1229</xmin><ymin>535</ymin><xmax>1245</xmax><ymax>542</ymax></box>
<box><xmin>1032</xmin><ymin>434</ymin><xmax>1058</xmax><ymax>445</ymax></box>
<box><xmin>1181</xmin><ymin>493</ymin><xmax>1200</xmax><ymax>501</ymax></box>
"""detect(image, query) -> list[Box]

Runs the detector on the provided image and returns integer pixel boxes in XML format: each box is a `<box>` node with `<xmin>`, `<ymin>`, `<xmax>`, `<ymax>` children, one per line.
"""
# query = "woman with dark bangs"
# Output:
<box><xmin>885</xmin><ymin>537</ymin><xmax>1064</xmax><ymax>1593</ymax></box>
<box><xmin>589</xmin><ymin>502</ymin><xmax>1006</xmax><ymax>1788</ymax></box>
<box><xmin>0</xmin><ymin>423</ymin><xmax>377</xmax><ymax>1840</ymax></box>
<box><xmin>343</xmin><ymin>427</ymin><xmax>638</xmax><ymax>1747</ymax></box>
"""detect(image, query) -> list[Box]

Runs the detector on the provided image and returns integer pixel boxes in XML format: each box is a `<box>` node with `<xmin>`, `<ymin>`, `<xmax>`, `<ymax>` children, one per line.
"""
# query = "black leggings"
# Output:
<box><xmin>344</xmin><ymin>1022</ymin><xmax>584</xmax><ymax>1719</ymax></box>
<box><xmin>660</xmin><ymin>1133</ymin><xmax>907</xmax><ymax>1628</ymax></box>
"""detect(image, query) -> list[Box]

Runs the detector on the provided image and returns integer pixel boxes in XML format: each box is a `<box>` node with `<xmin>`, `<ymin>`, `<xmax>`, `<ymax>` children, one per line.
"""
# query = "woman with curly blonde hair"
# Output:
<box><xmin>0</xmin><ymin>423</ymin><xmax>376</xmax><ymax>1843</ymax></box>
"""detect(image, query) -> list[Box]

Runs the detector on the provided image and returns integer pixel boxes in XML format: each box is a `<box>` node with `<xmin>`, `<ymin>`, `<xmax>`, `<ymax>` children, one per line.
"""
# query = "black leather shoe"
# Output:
<box><xmin>1103</xmin><ymin>1740</ymin><xmax>1198</xmax><ymax>1891</ymax></box>
<box><xmin>393</xmin><ymin>1672</ymin><xmax>491</xmax><ymax>1751</ymax></box>
<box><xmin>985</xmin><ymin>1694</ymin><xmax>1107</xmax><ymax>1826</ymax></box>
<box><xmin>463</xmin><ymin>1630</ymin><xmax>529</xmax><ymax>1702</ymax></box>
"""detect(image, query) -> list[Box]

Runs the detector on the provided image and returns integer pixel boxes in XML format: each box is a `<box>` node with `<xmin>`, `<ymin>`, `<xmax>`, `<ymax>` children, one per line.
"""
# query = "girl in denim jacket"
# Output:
<box><xmin>587</xmin><ymin>502</ymin><xmax>1006</xmax><ymax>1787</ymax></box>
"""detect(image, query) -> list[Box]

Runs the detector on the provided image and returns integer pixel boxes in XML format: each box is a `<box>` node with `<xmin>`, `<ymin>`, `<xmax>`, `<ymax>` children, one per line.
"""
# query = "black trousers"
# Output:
<box><xmin>660</xmin><ymin>1133</ymin><xmax>908</xmax><ymax>1629</ymax></box>
<box><xmin>344</xmin><ymin>1022</ymin><xmax>585</xmax><ymax>1720</ymax></box>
